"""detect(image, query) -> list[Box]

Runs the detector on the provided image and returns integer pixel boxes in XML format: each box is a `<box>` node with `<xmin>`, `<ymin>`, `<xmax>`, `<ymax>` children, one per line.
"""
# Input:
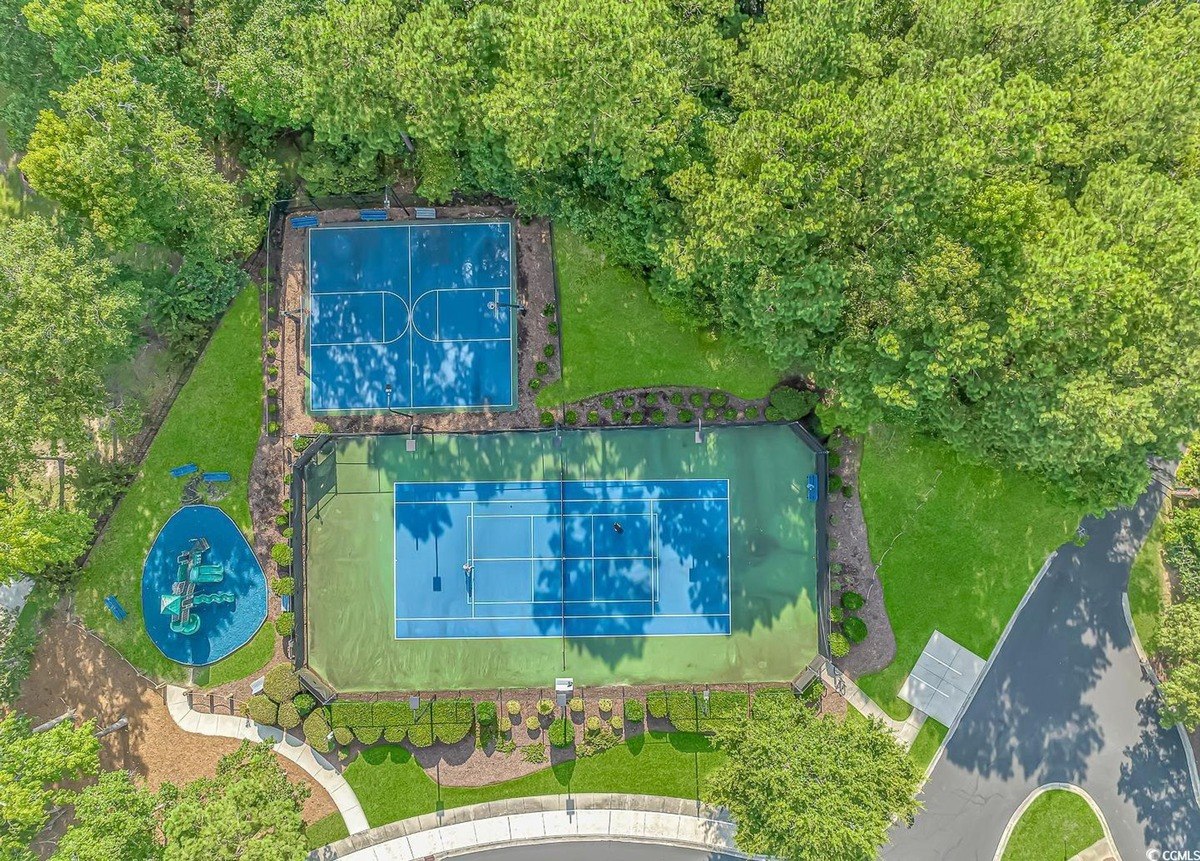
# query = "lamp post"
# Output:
<box><xmin>385</xmin><ymin>383</ymin><xmax>418</xmax><ymax>451</ymax></box>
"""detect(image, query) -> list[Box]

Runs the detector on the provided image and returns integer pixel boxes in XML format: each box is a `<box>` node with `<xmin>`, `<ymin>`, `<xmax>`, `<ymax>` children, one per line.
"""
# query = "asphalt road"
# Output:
<box><xmin>451</xmin><ymin>842</ymin><xmax>743</xmax><ymax>860</ymax></box>
<box><xmin>884</xmin><ymin>470</ymin><xmax>1200</xmax><ymax>859</ymax></box>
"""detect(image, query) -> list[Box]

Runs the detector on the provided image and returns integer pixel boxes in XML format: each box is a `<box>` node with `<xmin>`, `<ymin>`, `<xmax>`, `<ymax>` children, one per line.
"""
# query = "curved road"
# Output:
<box><xmin>884</xmin><ymin>471</ymin><xmax>1200</xmax><ymax>859</ymax></box>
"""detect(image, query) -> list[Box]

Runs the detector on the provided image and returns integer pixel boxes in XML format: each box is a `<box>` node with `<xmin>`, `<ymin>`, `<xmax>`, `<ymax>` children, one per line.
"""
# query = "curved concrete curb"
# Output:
<box><xmin>165</xmin><ymin>685</ymin><xmax>368</xmax><ymax>834</ymax></box>
<box><xmin>992</xmin><ymin>783</ymin><xmax>1120</xmax><ymax>861</ymax></box>
<box><xmin>308</xmin><ymin>794</ymin><xmax>760</xmax><ymax>860</ymax></box>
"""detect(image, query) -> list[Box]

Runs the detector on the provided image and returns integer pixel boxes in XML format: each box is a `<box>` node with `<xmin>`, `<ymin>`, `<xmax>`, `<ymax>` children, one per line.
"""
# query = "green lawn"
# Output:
<box><xmin>908</xmin><ymin>719</ymin><xmax>948</xmax><ymax>774</ymax></box>
<box><xmin>538</xmin><ymin>228</ymin><xmax>780</xmax><ymax>406</ymax></box>
<box><xmin>1001</xmin><ymin>789</ymin><xmax>1104</xmax><ymax>861</ymax></box>
<box><xmin>334</xmin><ymin>730</ymin><xmax>724</xmax><ymax>830</ymax></box>
<box><xmin>304</xmin><ymin>812</ymin><xmax>349</xmax><ymax>849</ymax></box>
<box><xmin>1128</xmin><ymin>517</ymin><xmax>1168</xmax><ymax>654</ymax></box>
<box><xmin>74</xmin><ymin>286</ymin><xmax>266</xmax><ymax>682</ymax></box>
<box><xmin>856</xmin><ymin>427</ymin><xmax>1088</xmax><ymax>719</ymax></box>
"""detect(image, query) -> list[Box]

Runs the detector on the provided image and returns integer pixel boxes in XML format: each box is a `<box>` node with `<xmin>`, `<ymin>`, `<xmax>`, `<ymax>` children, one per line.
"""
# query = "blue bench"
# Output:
<box><xmin>104</xmin><ymin>596</ymin><xmax>128</xmax><ymax>622</ymax></box>
<box><xmin>203</xmin><ymin>472</ymin><xmax>231</xmax><ymax>482</ymax></box>
<box><xmin>359</xmin><ymin>209</ymin><xmax>388</xmax><ymax>221</ymax></box>
<box><xmin>290</xmin><ymin>215</ymin><xmax>319</xmax><ymax>229</ymax></box>
<box><xmin>414</xmin><ymin>207</ymin><xmax>437</xmax><ymax>219</ymax></box>
<box><xmin>170</xmin><ymin>463</ymin><xmax>198</xmax><ymax>478</ymax></box>
<box><xmin>806</xmin><ymin>473</ymin><xmax>819</xmax><ymax>502</ymax></box>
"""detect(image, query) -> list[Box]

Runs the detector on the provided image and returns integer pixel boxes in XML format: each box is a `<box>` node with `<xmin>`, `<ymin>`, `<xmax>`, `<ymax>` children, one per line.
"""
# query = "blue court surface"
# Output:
<box><xmin>393</xmin><ymin>479</ymin><xmax>731</xmax><ymax>639</ymax></box>
<box><xmin>307</xmin><ymin>221</ymin><xmax>516</xmax><ymax>412</ymax></box>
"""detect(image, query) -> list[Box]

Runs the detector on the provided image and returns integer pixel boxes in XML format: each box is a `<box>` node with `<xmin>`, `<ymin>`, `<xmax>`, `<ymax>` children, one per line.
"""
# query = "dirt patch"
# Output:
<box><xmin>16</xmin><ymin>614</ymin><xmax>335</xmax><ymax>824</ymax></box>
<box><xmin>826</xmin><ymin>434</ymin><xmax>897</xmax><ymax>678</ymax></box>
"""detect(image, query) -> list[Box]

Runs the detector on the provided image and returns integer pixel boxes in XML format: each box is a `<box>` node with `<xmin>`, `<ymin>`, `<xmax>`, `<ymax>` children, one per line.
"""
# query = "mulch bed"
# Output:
<box><xmin>826</xmin><ymin>433</ymin><xmax>898</xmax><ymax>678</ymax></box>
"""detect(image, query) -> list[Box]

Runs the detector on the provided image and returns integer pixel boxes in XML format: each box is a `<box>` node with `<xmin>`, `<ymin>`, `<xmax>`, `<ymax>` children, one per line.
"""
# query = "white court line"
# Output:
<box><xmin>308</xmin><ymin>291</ymin><xmax>410</xmax><ymax>347</ymax></box>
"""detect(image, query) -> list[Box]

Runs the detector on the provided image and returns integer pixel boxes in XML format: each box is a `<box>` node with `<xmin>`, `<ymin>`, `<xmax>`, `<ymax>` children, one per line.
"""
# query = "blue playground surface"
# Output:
<box><xmin>392</xmin><ymin>479</ymin><xmax>731</xmax><ymax>639</ymax></box>
<box><xmin>307</xmin><ymin>221</ymin><xmax>516</xmax><ymax>413</ymax></box>
<box><xmin>141</xmin><ymin>505</ymin><xmax>267</xmax><ymax>665</ymax></box>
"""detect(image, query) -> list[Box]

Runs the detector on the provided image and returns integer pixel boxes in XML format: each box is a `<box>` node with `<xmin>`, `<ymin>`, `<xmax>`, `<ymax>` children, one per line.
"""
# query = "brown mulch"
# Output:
<box><xmin>826</xmin><ymin>434</ymin><xmax>897</xmax><ymax>678</ymax></box>
<box><xmin>16</xmin><ymin>614</ymin><xmax>335</xmax><ymax>824</ymax></box>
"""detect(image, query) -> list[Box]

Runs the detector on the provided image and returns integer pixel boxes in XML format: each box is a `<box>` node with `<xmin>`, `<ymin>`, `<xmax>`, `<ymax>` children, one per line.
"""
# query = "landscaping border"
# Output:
<box><xmin>990</xmin><ymin>783</ymin><xmax>1117</xmax><ymax>861</ymax></box>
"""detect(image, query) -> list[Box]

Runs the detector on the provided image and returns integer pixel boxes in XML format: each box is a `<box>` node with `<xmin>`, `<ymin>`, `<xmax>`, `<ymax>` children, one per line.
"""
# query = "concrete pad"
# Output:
<box><xmin>898</xmin><ymin>630</ymin><xmax>986</xmax><ymax>727</ymax></box>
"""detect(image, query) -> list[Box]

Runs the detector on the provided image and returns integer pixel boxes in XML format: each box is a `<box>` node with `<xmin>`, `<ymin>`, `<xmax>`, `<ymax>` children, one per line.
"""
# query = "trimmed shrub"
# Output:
<box><xmin>543</xmin><ymin>343</ymin><xmax>555</xmax><ymax>358</ymax></box>
<box><xmin>268</xmin><ymin>421</ymin><xmax>279</xmax><ymax>434</ymax></box>
<box><xmin>407</xmin><ymin>721</ymin><xmax>434</xmax><ymax>748</ymax></box>
<box><xmin>689</xmin><ymin>392</ymin><xmax>704</xmax><ymax>407</ymax></box>
<box><xmin>271</xmin><ymin>577</ymin><xmax>294</xmax><ymax>596</ymax></box>
<box><xmin>623</xmin><ymin>699</ymin><xmax>644</xmax><ymax>723</ymax></box>
<box><xmin>506</xmin><ymin>700</ymin><xmax>521</xmax><ymax>716</ymax></box>
<box><xmin>542</xmin><ymin>302</ymin><xmax>556</xmax><ymax>317</ymax></box>
<box><xmin>644</xmin><ymin>392</ymin><xmax>658</xmax><ymax>405</ymax></box>
<box><xmin>703</xmin><ymin>407</ymin><xmax>717</xmax><ymax>421</ymax></box>
<box><xmin>622</xmin><ymin>395</ymin><xmax>635</xmax><ymax>408</ymax></box>
<box><xmin>598</xmin><ymin>698</ymin><xmax>613</xmax><ymax>713</ymax></box>
<box><xmin>548</xmin><ymin>717</ymin><xmax>574</xmax><ymax>748</ymax></box>
<box><xmin>678</xmin><ymin>409</ymin><xmax>694</xmax><ymax>423</ymax></box>
<box><xmin>829</xmin><ymin>474</ymin><xmax>844</xmax><ymax>493</ymax></box>
<box><xmin>650</xmin><ymin>409</ymin><xmax>665</xmax><ymax>424</ymax></box>
<box><xmin>827</xmin><ymin>452</ymin><xmax>842</xmax><ymax>470</ymax></box>
<box><xmin>709</xmin><ymin>392</ymin><xmax>728</xmax><ymax>407</ymax></box>
<box><xmin>282</xmin><ymin>499</ymin><xmax>294</xmax><ymax>513</ymax></box>
<box><xmin>432</xmin><ymin>698</ymin><xmax>474</xmax><ymax>744</ymax></box>
<box><xmin>540</xmin><ymin>411</ymin><xmax>555</xmax><ymax>427</ymax></box>
<box><xmin>841</xmin><ymin>591</ymin><xmax>865</xmax><ymax>611</ymax></box>
<box><xmin>246</xmin><ymin>694</ymin><xmax>278</xmax><ymax>725</ymax></box>
<box><xmin>829</xmin><ymin>632</ymin><xmax>851</xmax><ymax>657</ymax></box>
<box><xmin>830</xmin><ymin>606</ymin><xmax>844</xmax><ymax>624</ymax></box>
<box><xmin>536</xmin><ymin>360</ymin><xmax>549</xmax><ymax>375</ymax></box>
<box><xmin>609</xmin><ymin>715</ymin><xmax>623</xmax><ymax>731</ymax></box>
<box><xmin>372</xmin><ymin>701</ymin><xmax>415</xmax><ymax>730</ymax></box>
<box><xmin>564</xmin><ymin>410</ymin><xmax>579</xmax><ymax>425</ymax></box>
<box><xmin>529</xmin><ymin>378</ymin><xmax>542</xmax><ymax>391</ymax></box>
<box><xmin>274</xmin><ymin>514</ymin><xmax>289</xmax><ymax>528</ymax></box>
<box><xmin>764</xmin><ymin>405</ymin><xmax>782</xmax><ymax>421</ymax></box>
<box><xmin>268</xmin><ymin>330</ymin><xmax>280</xmax><ymax>345</ymax></box>
<box><xmin>768</xmin><ymin>386</ymin><xmax>820</xmax><ymax>420</ymax></box>
<box><xmin>333</xmin><ymin>726</ymin><xmax>353</xmax><ymax>746</ymax></box>
<box><xmin>267</xmin><ymin>386</ymin><xmax>278</xmax><ymax>398</ymax></box>
<box><xmin>271</xmin><ymin>543</ymin><xmax>293</xmax><ymax>567</ymax></box>
<box><xmin>602</xmin><ymin>396</ymin><xmax>615</xmax><ymax>409</ymax></box>
<box><xmin>477</xmin><ymin>701</ymin><xmax>498</xmax><ymax>726</ymax></box>
<box><xmin>630</xmin><ymin>411</ymin><xmax>644</xmax><ymax>424</ymax></box>
<box><xmin>329</xmin><ymin>701</ymin><xmax>375</xmax><ymax>729</ymax></box>
<box><xmin>698</xmin><ymin>691</ymin><xmax>750</xmax><ymax>734</ymax></box>
<box><xmin>669</xmin><ymin>392</ymin><xmax>683</xmax><ymax>406</ymax></box>
<box><xmin>274</xmin><ymin>612</ymin><xmax>294</xmax><ymax>637</ymax></box>
<box><xmin>723</xmin><ymin>408</ymin><xmax>737</xmax><ymax>421</ymax></box>
<box><xmin>666</xmin><ymin>691</ymin><xmax>699</xmax><ymax>730</ymax></box>
<box><xmin>268</xmin><ymin>366</ymin><xmax>278</xmax><ymax>379</ymax></box>
<box><xmin>842</xmin><ymin>483</ymin><xmax>854</xmax><ymax>498</ymax></box>
<box><xmin>277</xmin><ymin>701</ymin><xmax>301</xmax><ymax>730</ymax></box>
<box><xmin>569</xmin><ymin>696</ymin><xmax>584</xmax><ymax>714</ymax></box>
<box><xmin>801</xmin><ymin>679</ymin><xmax>824</xmax><ymax>707</ymax></box>
<box><xmin>303</xmin><ymin>710</ymin><xmax>332</xmax><ymax>753</ymax></box>
<box><xmin>497</xmin><ymin>716</ymin><xmax>512</xmax><ymax>733</ymax></box>
<box><xmin>843</xmin><ymin>616</ymin><xmax>869</xmax><ymax>643</ymax></box>
<box><xmin>353</xmin><ymin>725</ymin><xmax>383</xmax><ymax>745</ymax></box>
<box><xmin>282</xmin><ymin>527</ymin><xmax>293</xmax><ymax>539</ymax></box>
<box><xmin>525</xmin><ymin>715</ymin><xmax>540</xmax><ymax>731</ymax></box>
<box><xmin>293</xmin><ymin>693</ymin><xmax>317</xmax><ymax>717</ymax></box>
<box><xmin>646</xmin><ymin>692</ymin><xmax>668</xmax><ymax>719</ymax></box>
<box><xmin>312</xmin><ymin>422</ymin><xmax>331</xmax><ymax>434</ymax></box>
<box><xmin>264</xmin><ymin>665</ymin><xmax>301</xmax><ymax>703</ymax></box>
<box><xmin>537</xmin><ymin>698</ymin><xmax>555</xmax><ymax>715</ymax></box>
<box><xmin>745</xmin><ymin>406</ymin><xmax>759</xmax><ymax>420</ymax></box>
<box><xmin>266</xmin><ymin>346</ymin><xmax>277</xmax><ymax>361</ymax></box>
<box><xmin>586</xmin><ymin>715</ymin><xmax>602</xmax><ymax>732</ymax></box>
<box><xmin>384</xmin><ymin>725</ymin><xmax>407</xmax><ymax>743</ymax></box>
<box><xmin>587</xmin><ymin>410</ymin><xmax>600</xmax><ymax>425</ymax></box>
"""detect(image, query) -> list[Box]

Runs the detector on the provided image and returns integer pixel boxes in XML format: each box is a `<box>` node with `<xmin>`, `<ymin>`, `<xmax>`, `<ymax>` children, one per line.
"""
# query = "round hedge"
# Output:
<box><xmin>498</xmin><ymin>716</ymin><xmax>512</xmax><ymax>733</ymax></box>
<box><xmin>525</xmin><ymin>715</ymin><xmax>540</xmax><ymax>731</ymax></box>
<box><xmin>353</xmin><ymin>725</ymin><xmax>383</xmax><ymax>745</ymax></box>
<box><xmin>293</xmin><ymin>693</ymin><xmax>317</xmax><ymax>717</ymax></box>
<box><xmin>598</xmin><ymin>698</ymin><xmax>613</xmax><ymax>713</ymax></box>
<box><xmin>246</xmin><ymin>694</ymin><xmax>278</xmax><ymax>726</ymax></box>
<box><xmin>609</xmin><ymin>715</ymin><xmax>624</xmax><ymax>731</ymax></box>
<box><xmin>623</xmin><ymin>699</ymin><xmax>644</xmax><ymax>723</ymax></box>
<box><xmin>303</xmin><ymin>710</ymin><xmax>332</xmax><ymax>753</ymax></box>
<box><xmin>276</xmin><ymin>701</ymin><xmax>301</xmax><ymax>730</ymax></box>
<box><xmin>568</xmin><ymin>696</ymin><xmax>584</xmax><ymax>714</ymax></box>
<box><xmin>384</xmin><ymin>725</ymin><xmax>407</xmax><ymax>743</ymax></box>
<box><xmin>270</xmin><ymin>576</ymin><xmax>294</xmax><ymax>596</ymax></box>
<box><xmin>407</xmin><ymin>722</ymin><xmax>434</xmax><ymax>748</ymax></box>
<box><xmin>274</xmin><ymin>612</ymin><xmax>295</xmax><ymax>637</ymax></box>
<box><xmin>585</xmin><ymin>715</ymin><xmax>601</xmax><ymax>732</ymax></box>
<box><xmin>333</xmin><ymin>726</ymin><xmax>354</xmax><ymax>746</ymax></box>
<box><xmin>830</xmin><ymin>606</ymin><xmax>844</xmax><ymax>624</ymax></box>
<box><xmin>477</xmin><ymin>701</ymin><xmax>498</xmax><ymax>725</ymax></box>
<box><xmin>841</xmin><ymin>591</ymin><xmax>865</xmax><ymax>611</ymax></box>
<box><xmin>548</xmin><ymin>718</ymin><xmax>574</xmax><ymax>748</ymax></box>
<box><xmin>263</xmin><ymin>664</ymin><xmax>301</xmax><ymax>704</ymax></box>
<box><xmin>829</xmin><ymin>632</ymin><xmax>851</xmax><ymax>658</ymax></box>
<box><xmin>506</xmin><ymin>700</ymin><xmax>521</xmax><ymax>716</ymax></box>
<box><xmin>843</xmin><ymin>616</ymin><xmax>868</xmax><ymax>643</ymax></box>
<box><xmin>536</xmin><ymin>698</ymin><xmax>555</xmax><ymax>715</ymax></box>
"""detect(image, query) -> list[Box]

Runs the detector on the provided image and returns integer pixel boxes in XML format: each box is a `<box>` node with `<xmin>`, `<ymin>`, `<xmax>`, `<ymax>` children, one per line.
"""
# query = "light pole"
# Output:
<box><xmin>385</xmin><ymin>383</ymin><xmax>418</xmax><ymax>451</ymax></box>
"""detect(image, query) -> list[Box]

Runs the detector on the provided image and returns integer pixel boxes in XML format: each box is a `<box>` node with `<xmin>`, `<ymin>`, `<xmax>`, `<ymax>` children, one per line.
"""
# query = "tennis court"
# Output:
<box><xmin>393</xmin><ymin>478</ymin><xmax>730</xmax><ymax>639</ymax></box>
<box><xmin>307</xmin><ymin>220</ymin><xmax>517</xmax><ymax>413</ymax></box>
<box><xmin>300</xmin><ymin>425</ymin><xmax>821</xmax><ymax>691</ymax></box>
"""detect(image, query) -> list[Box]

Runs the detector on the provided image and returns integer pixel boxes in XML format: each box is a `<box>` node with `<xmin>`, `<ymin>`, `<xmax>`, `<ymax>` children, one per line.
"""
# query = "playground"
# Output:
<box><xmin>306</xmin><ymin>220</ymin><xmax>518</xmax><ymax>414</ymax></box>
<box><xmin>300</xmin><ymin>424</ymin><xmax>822</xmax><ymax>692</ymax></box>
<box><xmin>140</xmin><ymin>504</ymin><xmax>267</xmax><ymax>666</ymax></box>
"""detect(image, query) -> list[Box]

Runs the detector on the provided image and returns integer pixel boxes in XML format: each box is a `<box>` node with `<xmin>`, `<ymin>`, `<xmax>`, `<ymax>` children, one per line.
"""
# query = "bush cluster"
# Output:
<box><xmin>246</xmin><ymin>694</ymin><xmax>278</xmax><ymax>725</ymax></box>
<box><xmin>270</xmin><ymin>577</ymin><xmax>294</xmax><ymax>596</ymax></box>
<box><xmin>548</xmin><ymin>717</ymin><xmax>574</xmax><ymax>748</ymax></box>
<box><xmin>829</xmin><ymin>632</ymin><xmax>851</xmax><ymax>657</ymax></box>
<box><xmin>623</xmin><ymin>699</ymin><xmax>644</xmax><ymax>723</ymax></box>
<box><xmin>841</xmin><ymin>591</ymin><xmax>865</xmax><ymax>611</ymax></box>
<box><xmin>270</xmin><ymin>543</ymin><xmax>293</xmax><ymax>567</ymax></box>
<box><xmin>274</xmin><ymin>612</ymin><xmax>294</xmax><ymax>637</ymax></box>
<box><xmin>768</xmin><ymin>386</ymin><xmax>820</xmax><ymax>420</ymax></box>
<box><xmin>646</xmin><ymin>691</ymin><xmax>668</xmax><ymax>719</ymax></box>
<box><xmin>843</xmin><ymin>616</ymin><xmax>869</xmax><ymax>643</ymax></box>
<box><xmin>263</xmin><ymin>665</ymin><xmax>301</xmax><ymax>703</ymax></box>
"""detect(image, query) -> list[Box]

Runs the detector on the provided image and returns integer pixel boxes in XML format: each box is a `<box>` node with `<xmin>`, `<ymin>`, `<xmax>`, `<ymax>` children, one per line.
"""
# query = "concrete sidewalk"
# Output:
<box><xmin>165</xmin><ymin>685</ymin><xmax>368</xmax><ymax>834</ymax></box>
<box><xmin>310</xmin><ymin>794</ymin><xmax>758</xmax><ymax>861</ymax></box>
<box><xmin>821</xmin><ymin>664</ymin><xmax>927</xmax><ymax>748</ymax></box>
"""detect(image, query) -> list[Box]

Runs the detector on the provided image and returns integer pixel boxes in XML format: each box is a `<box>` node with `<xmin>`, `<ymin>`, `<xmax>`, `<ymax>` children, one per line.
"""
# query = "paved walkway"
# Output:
<box><xmin>883</xmin><ymin>474</ymin><xmax>1200</xmax><ymax>860</ymax></box>
<box><xmin>822</xmin><ymin>663</ymin><xmax>927</xmax><ymax>748</ymax></box>
<box><xmin>309</xmin><ymin>794</ymin><xmax>757</xmax><ymax>861</ymax></box>
<box><xmin>165</xmin><ymin>686</ymin><xmax>368</xmax><ymax>834</ymax></box>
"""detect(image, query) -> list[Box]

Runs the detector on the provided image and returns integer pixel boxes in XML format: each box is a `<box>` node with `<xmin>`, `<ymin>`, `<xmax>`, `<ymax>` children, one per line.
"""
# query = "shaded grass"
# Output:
<box><xmin>907</xmin><ymin>718</ymin><xmax>948</xmax><ymax>774</ymax></box>
<box><xmin>1001</xmin><ymin>789</ymin><xmax>1103</xmax><ymax>861</ymax></box>
<box><xmin>74</xmin><ymin>287</ymin><xmax>265</xmax><ymax>682</ymax></box>
<box><xmin>538</xmin><ymin>229</ymin><xmax>779</xmax><ymax>406</ymax></box>
<box><xmin>856</xmin><ymin>427</ymin><xmax>1087</xmax><ymax>719</ymax></box>
<box><xmin>343</xmin><ymin>731</ymin><xmax>724</xmax><ymax>829</ymax></box>
<box><xmin>304</xmin><ymin>812</ymin><xmax>349</xmax><ymax>850</ymax></box>
<box><xmin>1128</xmin><ymin>517</ymin><xmax>1168</xmax><ymax>654</ymax></box>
